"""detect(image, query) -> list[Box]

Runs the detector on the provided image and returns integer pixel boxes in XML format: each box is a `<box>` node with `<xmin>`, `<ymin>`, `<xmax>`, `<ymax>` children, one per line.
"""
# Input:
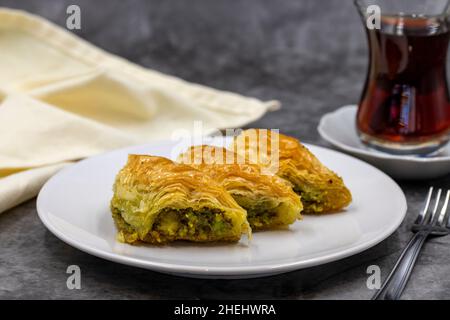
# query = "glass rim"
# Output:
<box><xmin>354</xmin><ymin>0</ymin><xmax>450</xmax><ymax>19</ymax></box>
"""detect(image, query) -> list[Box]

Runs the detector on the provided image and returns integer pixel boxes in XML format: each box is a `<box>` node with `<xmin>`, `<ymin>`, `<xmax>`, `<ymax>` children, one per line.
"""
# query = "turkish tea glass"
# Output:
<box><xmin>355</xmin><ymin>0</ymin><xmax>450</xmax><ymax>154</ymax></box>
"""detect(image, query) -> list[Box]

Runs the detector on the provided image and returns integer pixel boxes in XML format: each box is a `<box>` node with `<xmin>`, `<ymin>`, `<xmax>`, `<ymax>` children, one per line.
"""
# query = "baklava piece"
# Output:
<box><xmin>233</xmin><ymin>129</ymin><xmax>352</xmax><ymax>214</ymax></box>
<box><xmin>178</xmin><ymin>145</ymin><xmax>302</xmax><ymax>230</ymax></box>
<box><xmin>111</xmin><ymin>155</ymin><xmax>250</xmax><ymax>244</ymax></box>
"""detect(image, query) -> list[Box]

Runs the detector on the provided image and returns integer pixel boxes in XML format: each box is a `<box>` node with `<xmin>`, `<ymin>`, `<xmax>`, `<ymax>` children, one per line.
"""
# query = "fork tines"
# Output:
<box><xmin>416</xmin><ymin>187</ymin><xmax>450</xmax><ymax>229</ymax></box>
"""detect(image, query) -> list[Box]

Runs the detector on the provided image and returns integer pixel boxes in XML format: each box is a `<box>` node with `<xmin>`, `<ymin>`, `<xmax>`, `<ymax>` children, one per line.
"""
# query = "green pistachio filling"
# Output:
<box><xmin>231</xmin><ymin>194</ymin><xmax>278</xmax><ymax>229</ymax></box>
<box><xmin>294</xmin><ymin>186</ymin><xmax>324</xmax><ymax>213</ymax></box>
<box><xmin>112</xmin><ymin>206</ymin><xmax>233</xmax><ymax>243</ymax></box>
<box><xmin>153</xmin><ymin>208</ymin><xmax>233</xmax><ymax>239</ymax></box>
<box><xmin>246</xmin><ymin>209</ymin><xmax>276</xmax><ymax>228</ymax></box>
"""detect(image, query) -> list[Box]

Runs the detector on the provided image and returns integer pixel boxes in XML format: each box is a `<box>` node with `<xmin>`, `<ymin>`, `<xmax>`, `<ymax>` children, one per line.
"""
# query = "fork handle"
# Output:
<box><xmin>373</xmin><ymin>231</ymin><xmax>429</xmax><ymax>300</ymax></box>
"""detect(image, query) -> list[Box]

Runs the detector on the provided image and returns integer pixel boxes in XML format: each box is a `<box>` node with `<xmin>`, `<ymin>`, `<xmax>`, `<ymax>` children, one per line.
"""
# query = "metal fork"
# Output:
<box><xmin>373</xmin><ymin>187</ymin><xmax>450</xmax><ymax>300</ymax></box>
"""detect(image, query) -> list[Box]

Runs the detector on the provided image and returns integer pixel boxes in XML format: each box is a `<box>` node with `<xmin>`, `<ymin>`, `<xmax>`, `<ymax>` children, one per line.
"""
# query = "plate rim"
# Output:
<box><xmin>36</xmin><ymin>141</ymin><xmax>408</xmax><ymax>277</ymax></box>
<box><xmin>318</xmin><ymin>105</ymin><xmax>450</xmax><ymax>163</ymax></box>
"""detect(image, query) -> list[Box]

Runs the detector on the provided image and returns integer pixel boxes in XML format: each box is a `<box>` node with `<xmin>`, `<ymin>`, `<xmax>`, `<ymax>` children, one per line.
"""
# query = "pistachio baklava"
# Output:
<box><xmin>178</xmin><ymin>145</ymin><xmax>302</xmax><ymax>230</ymax></box>
<box><xmin>233</xmin><ymin>129</ymin><xmax>352</xmax><ymax>214</ymax></box>
<box><xmin>111</xmin><ymin>155</ymin><xmax>250</xmax><ymax>244</ymax></box>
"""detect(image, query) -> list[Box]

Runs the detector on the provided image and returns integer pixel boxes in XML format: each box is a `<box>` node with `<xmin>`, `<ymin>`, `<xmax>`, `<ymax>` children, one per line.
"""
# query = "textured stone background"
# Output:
<box><xmin>0</xmin><ymin>0</ymin><xmax>449</xmax><ymax>299</ymax></box>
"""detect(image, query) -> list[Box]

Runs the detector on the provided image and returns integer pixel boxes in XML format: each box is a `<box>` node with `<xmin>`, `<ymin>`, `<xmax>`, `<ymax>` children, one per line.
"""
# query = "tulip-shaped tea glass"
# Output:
<box><xmin>355</xmin><ymin>0</ymin><xmax>450</xmax><ymax>154</ymax></box>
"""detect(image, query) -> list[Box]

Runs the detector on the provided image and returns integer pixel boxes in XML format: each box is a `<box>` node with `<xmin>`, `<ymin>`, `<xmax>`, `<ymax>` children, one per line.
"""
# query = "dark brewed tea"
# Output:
<box><xmin>357</xmin><ymin>16</ymin><xmax>450</xmax><ymax>148</ymax></box>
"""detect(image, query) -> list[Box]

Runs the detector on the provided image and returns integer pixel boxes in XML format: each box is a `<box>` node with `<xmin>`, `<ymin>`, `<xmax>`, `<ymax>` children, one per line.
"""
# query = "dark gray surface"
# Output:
<box><xmin>0</xmin><ymin>0</ymin><xmax>449</xmax><ymax>300</ymax></box>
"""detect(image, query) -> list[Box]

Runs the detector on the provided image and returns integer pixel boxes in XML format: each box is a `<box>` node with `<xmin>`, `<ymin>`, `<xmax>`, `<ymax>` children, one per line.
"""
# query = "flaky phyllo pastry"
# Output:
<box><xmin>110</xmin><ymin>155</ymin><xmax>250</xmax><ymax>244</ymax></box>
<box><xmin>178</xmin><ymin>145</ymin><xmax>303</xmax><ymax>230</ymax></box>
<box><xmin>233</xmin><ymin>129</ymin><xmax>352</xmax><ymax>214</ymax></box>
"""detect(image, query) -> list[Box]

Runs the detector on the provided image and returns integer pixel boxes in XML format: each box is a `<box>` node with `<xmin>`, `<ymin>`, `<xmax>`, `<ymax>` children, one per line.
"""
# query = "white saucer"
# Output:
<box><xmin>318</xmin><ymin>105</ymin><xmax>450</xmax><ymax>180</ymax></box>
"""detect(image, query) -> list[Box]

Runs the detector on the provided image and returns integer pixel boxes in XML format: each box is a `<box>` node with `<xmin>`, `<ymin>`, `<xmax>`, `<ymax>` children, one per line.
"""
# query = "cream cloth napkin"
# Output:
<box><xmin>0</xmin><ymin>8</ymin><xmax>279</xmax><ymax>214</ymax></box>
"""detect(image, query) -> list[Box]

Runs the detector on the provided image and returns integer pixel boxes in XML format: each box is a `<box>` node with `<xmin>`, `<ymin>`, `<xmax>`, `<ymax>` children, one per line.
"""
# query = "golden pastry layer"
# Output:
<box><xmin>232</xmin><ymin>129</ymin><xmax>352</xmax><ymax>214</ymax></box>
<box><xmin>178</xmin><ymin>145</ymin><xmax>302</xmax><ymax>230</ymax></box>
<box><xmin>110</xmin><ymin>155</ymin><xmax>250</xmax><ymax>244</ymax></box>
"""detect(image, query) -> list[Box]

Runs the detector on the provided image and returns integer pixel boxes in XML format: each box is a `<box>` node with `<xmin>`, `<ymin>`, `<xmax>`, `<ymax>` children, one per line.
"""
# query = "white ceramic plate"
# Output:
<box><xmin>37</xmin><ymin>138</ymin><xmax>407</xmax><ymax>279</ymax></box>
<box><xmin>318</xmin><ymin>105</ymin><xmax>450</xmax><ymax>180</ymax></box>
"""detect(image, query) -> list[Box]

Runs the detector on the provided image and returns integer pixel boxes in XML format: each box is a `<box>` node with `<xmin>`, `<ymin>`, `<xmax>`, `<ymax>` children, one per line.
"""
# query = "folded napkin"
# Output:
<box><xmin>0</xmin><ymin>8</ymin><xmax>278</xmax><ymax>214</ymax></box>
